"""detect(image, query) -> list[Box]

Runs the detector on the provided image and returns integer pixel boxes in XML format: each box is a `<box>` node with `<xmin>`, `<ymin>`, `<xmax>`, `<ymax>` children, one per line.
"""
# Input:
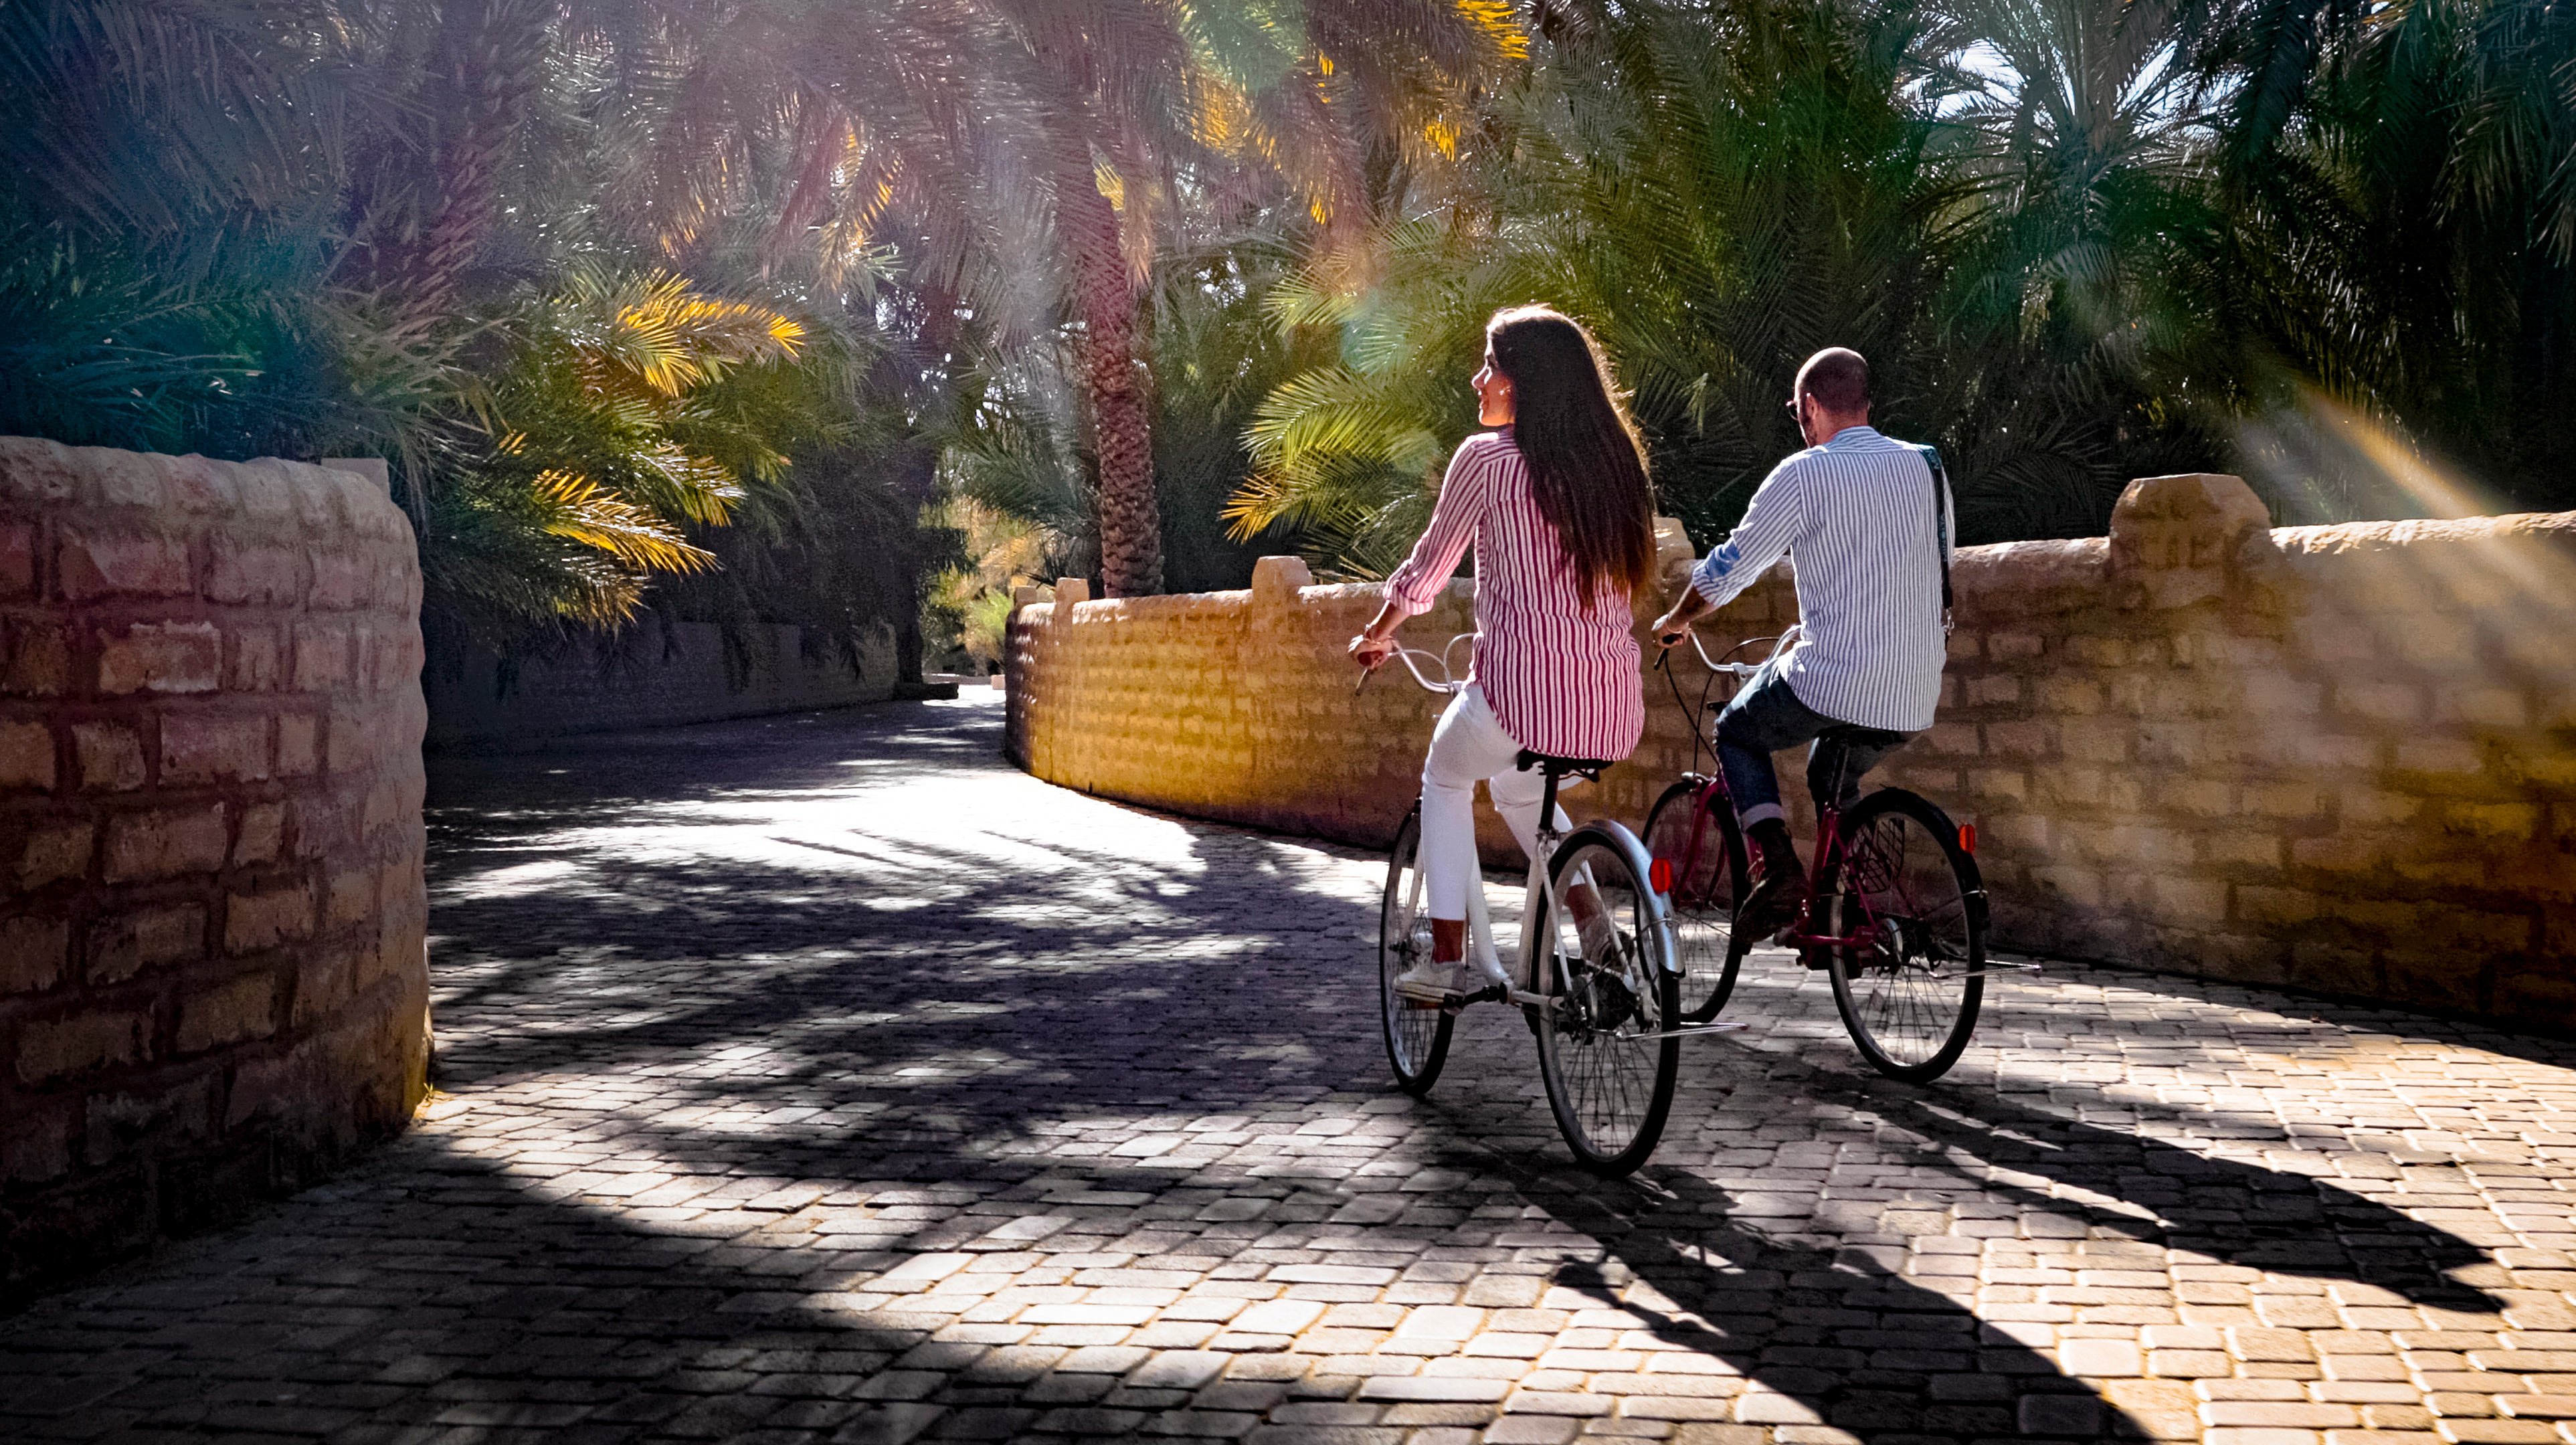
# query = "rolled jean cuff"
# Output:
<box><xmin>1737</xmin><ymin>801</ymin><xmax>1786</xmax><ymax>828</ymax></box>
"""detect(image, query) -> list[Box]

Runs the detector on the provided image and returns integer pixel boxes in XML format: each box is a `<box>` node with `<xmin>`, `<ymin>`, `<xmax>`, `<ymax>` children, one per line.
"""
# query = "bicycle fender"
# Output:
<box><xmin>1853</xmin><ymin>787</ymin><xmax>1990</xmax><ymax>930</ymax></box>
<box><xmin>1554</xmin><ymin>820</ymin><xmax>1683</xmax><ymax>977</ymax></box>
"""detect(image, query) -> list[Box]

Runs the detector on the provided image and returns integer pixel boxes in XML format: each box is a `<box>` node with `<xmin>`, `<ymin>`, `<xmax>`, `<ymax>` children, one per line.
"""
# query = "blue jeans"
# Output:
<box><xmin>1714</xmin><ymin>663</ymin><xmax>1911</xmax><ymax>829</ymax></box>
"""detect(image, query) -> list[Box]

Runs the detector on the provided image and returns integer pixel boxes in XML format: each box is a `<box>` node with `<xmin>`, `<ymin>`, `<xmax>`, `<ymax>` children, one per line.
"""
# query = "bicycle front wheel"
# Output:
<box><xmin>1532</xmin><ymin>824</ymin><xmax>1681</xmax><ymax>1176</ymax></box>
<box><xmin>1642</xmin><ymin>777</ymin><xmax>1746</xmax><ymax>1023</ymax></box>
<box><xmin>1820</xmin><ymin>789</ymin><xmax>1987</xmax><ymax>1082</ymax></box>
<box><xmin>1380</xmin><ymin>805</ymin><xmax>1453</xmax><ymax>1096</ymax></box>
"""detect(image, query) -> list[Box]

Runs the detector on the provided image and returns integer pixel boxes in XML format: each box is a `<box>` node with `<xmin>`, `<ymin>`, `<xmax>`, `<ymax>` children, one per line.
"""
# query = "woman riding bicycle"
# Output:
<box><xmin>1349</xmin><ymin>306</ymin><xmax>1657</xmax><ymax>1001</ymax></box>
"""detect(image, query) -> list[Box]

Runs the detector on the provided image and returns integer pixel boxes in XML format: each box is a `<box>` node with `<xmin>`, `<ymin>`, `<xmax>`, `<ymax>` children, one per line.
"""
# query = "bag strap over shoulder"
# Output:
<box><xmin>1914</xmin><ymin>444</ymin><xmax>1955</xmax><ymax>632</ymax></box>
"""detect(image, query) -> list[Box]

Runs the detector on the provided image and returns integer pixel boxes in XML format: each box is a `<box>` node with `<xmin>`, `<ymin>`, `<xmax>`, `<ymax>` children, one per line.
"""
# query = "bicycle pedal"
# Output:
<box><xmin>1442</xmin><ymin>983</ymin><xmax>1508</xmax><ymax>1015</ymax></box>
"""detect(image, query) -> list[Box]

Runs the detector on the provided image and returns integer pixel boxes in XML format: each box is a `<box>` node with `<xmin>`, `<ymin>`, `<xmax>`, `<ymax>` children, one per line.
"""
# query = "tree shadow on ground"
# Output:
<box><xmin>0</xmin><ymin>700</ymin><xmax>2522</xmax><ymax>1441</ymax></box>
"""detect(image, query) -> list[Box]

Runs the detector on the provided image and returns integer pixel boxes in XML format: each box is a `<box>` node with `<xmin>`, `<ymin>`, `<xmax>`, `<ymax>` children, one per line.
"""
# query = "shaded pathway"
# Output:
<box><xmin>3</xmin><ymin>695</ymin><xmax>2573</xmax><ymax>1444</ymax></box>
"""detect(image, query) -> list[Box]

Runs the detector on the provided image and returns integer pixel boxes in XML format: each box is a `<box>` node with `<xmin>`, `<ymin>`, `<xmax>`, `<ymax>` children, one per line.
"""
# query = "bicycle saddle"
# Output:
<box><xmin>1514</xmin><ymin>749</ymin><xmax>1615</xmax><ymax>780</ymax></box>
<box><xmin>1817</xmin><ymin>724</ymin><xmax>1907</xmax><ymax>750</ymax></box>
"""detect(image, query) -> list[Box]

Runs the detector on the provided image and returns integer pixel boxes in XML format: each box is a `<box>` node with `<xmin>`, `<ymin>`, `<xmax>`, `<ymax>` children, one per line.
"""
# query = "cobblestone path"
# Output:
<box><xmin>7</xmin><ymin>694</ymin><xmax>2576</xmax><ymax>1445</ymax></box>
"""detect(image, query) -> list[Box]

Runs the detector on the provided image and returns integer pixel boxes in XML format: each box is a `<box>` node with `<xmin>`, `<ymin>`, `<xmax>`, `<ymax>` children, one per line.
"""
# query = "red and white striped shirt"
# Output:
<box><xmin>1384</xmin><ymin>431</ymin><xmax>1645</xmax><ymax>762</ymax></box>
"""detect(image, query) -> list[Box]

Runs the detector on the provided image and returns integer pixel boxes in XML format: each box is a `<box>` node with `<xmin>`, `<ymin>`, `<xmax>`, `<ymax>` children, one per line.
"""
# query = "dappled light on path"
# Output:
<box><xmin>3</xmin><ymin>694</ymin><xmax>2573</xmax><ymax>1444</ymax></box>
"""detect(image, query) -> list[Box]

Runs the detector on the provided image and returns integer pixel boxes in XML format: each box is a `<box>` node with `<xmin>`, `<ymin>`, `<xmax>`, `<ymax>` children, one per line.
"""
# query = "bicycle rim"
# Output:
<box><xmin>1823</xmin><ymin>792</ymin><xmax>1985</xmax><ymax>1082</ymax></box>
<box><xmin>1534</xmin><ymin>828</ymin><xmax>1680</xmax><ymax>1175</ymax></box>
<box><xmin>1380</xmin><ymin>807</ymin><xmax>1452</xmax><ymax>1095</ymax></box>
<box><xmin>1643</xmin><ymin>779</ymin><xmax>1742</xmax><ymax>1023</ymax></box>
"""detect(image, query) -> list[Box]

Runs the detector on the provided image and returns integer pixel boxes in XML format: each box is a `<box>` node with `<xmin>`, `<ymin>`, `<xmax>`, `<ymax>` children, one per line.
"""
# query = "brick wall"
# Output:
<box><xmin>1006</xmin><ymin>474</ymin><xmax>2576</xmax><ymax>1031</ymax></box>
<box><xmin>0</xmin><ymin>438</ymin><xmax>430</xmax><ymax>1296</ymax></box>
<box><xmin>424</xmin><ymin>619</ymin><xmax>897</xmax><ymax>751</ymax></box>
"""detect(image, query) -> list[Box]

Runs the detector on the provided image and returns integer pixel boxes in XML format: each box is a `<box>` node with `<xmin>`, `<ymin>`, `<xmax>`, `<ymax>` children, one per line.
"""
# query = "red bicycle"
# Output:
<box><xmin>1645</xmin><ymin>629</ymin><xmax>2011</xmax><ymax>1082</ymax></box>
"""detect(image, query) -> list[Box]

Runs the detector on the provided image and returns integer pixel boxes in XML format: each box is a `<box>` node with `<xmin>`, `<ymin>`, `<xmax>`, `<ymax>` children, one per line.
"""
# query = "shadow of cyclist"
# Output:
<box><xmin>1422</xmin><ymin>1030</ymin><xmax>2508</xmax><ymax>1441</ymax></box>
<box><xmin>1754</xmin><ymin>1044</ymin><xmax>2509</xmax><ymax>1313</ymax></box>
<box><xmin>1442</xmin><ymin>1147</ymin><xmax>2140</xmax><ymax>1440</ymax></box>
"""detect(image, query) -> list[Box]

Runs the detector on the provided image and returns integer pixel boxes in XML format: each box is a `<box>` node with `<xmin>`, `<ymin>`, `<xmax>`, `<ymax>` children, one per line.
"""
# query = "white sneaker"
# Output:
<box><xmin>1393</xmin><ymin>960</ymin><xmax>1467</xmax><ymax>1005</ymax></box>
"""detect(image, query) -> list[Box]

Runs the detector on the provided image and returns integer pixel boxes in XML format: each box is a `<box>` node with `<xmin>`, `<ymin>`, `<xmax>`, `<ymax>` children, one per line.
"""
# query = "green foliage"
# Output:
<box><xmin>1232</xmin><ymin>0</ymin><xmax>2576</xmax><ymax>569</ymax></box>
<box><xmin>0</xmin><ymin>0</ymin><xmax>944</xmax><ymax>670</ymax></box>
<box><xmin>1232</xmin><ymin>0</ymin><xmax>2235</xmax><ymax>568</ymax></box>
<box><xmin>11</xmin><ymin>0</ymin><xmax>2576</xmax><ymax>662</ymax></box>
<box><xmin>421</xmin><ymin>268</ymin><xmax>819</xmax><ymax>639</ymax></box>
<box><xmin>1147</xmin><ymin>227</ymin><xmax>1325</xmax><ymax>591</ymax></box>
<box><xmin>0</xmin><ymin>1</ymin><xmax>359</xmax><ymax>460</ymax></box>
<box><xmin>2187</xmin><ymin>0</ymin><xmax>2576</xmax><ymax>516</ymax></box>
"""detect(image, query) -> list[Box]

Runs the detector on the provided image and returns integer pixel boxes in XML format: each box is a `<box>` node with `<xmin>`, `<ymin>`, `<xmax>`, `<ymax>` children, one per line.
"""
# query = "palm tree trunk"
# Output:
<box><xmin>889</xmin><ymin>437</ymin><xmax>940</xmax><ymax>684</ymax></box>
<box><xmin>349</xmin><ymin>0</ymin><xmax>554</xmax><ymax>324</ymax></box>
<box><xmin>1056</xmin><ymin>148</ymin><xmax>1162</xmax><ymax>597</ymax></box>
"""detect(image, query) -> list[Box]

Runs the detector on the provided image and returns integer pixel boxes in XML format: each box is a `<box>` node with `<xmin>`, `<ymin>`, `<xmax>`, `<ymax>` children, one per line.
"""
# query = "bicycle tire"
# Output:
<box><xmin>1819</xmin><ymin>788</ymin><xmax>1987</xmax><ymax>1082</ymax></box>
<box><xmin>1642</xmin><ymin>777</ymin><xmax>1747</xmax><ymax>1023</ymax></box>
<box><xmin>1532</xmin><ymin>822</ymin><xmax>1681</xmax><ymax>1176</ymax></box>
<box><xmin>1380</xmin><ymin>804</ymin><xmax>1453</xmax><ymax>1096</ymax></box>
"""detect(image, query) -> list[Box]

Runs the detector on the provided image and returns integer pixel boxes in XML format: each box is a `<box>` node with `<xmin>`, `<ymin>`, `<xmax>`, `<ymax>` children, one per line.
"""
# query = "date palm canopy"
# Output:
<box><xmin>7</xmin><ymin>0</ymin><xmax>2576</xmax><ymax>657</ymax></box>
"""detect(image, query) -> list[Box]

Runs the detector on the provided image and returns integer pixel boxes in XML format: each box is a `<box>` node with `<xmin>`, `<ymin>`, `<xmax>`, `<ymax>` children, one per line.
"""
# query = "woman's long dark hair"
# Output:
<box><xmin>1486</xmin><ymin>306</ymin><xmax>1656</xmax><ymax>607</ymax></box>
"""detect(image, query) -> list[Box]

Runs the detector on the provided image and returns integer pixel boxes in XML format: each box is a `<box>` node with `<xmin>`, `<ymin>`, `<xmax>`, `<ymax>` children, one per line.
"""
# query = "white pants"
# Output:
<box><xmin>1420</xmin><ymin>686</ymin><xmax>1573</xmax><ymax>923</ymax></box>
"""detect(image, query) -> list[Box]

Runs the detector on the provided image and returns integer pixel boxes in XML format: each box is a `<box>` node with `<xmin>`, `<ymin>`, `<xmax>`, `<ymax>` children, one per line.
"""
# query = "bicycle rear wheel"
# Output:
<box><xmin>1642</xmin><ymin>777</ymin><xmax>1746</xmax><ymax>1023</ymax></box>
<box><xmin>1819</xmin><ymin>789</ymin><xmax>1987</xmax><ymax>1082</ymax></box>
<box><xmin>1532</xmin><ymin>824</ymin><xmax>1681</xmax><ymax>1176</ymax></box>
<box><xmin>1380</xmin><ymin>805</ymin><xmax>1453</xmax><ymax>1095</ymax></box>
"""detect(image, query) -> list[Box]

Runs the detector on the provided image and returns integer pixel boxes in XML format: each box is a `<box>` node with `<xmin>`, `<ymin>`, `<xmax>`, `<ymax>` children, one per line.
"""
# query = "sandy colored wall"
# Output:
<box><xmin>1006</xmin><ymin>474</ymin><xmax>2576</xmax><ymax>1031</ymax></box>
<box><xmin>0</xmin><ymin>439</ymin><xmax>430</xmax><ymax>1296</ymax></box>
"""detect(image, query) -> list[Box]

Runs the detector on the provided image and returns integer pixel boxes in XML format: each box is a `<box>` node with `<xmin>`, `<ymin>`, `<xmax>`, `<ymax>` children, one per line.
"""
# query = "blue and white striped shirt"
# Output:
<box><xmin>1689</xmin><ymin>425</ymin><xmax>1953</xmax><ymax>733</ymax></box>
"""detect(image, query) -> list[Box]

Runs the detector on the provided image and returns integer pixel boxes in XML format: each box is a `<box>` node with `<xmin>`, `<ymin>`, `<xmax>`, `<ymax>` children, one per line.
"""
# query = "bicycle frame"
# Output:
<box><xmin>1660</xmin><ymin>630</ymin><xmax>1887</xmax><ymax>956</ymax></box>
<box><xmin>1668</xmin><ymin>767</ymin><xmax>1884</xmax><ymax>955</ymax></box>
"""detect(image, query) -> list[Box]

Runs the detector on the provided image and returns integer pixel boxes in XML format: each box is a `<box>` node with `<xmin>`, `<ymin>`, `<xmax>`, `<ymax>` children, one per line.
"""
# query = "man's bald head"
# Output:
<box><xmin>1795</xmin><ymin>348</ymin><xmax>1869</xmax><ymax>415</ymax></box>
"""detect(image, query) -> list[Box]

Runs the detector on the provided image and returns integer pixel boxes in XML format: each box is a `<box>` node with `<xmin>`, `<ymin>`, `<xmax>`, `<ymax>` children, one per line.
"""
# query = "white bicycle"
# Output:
<box><xmin>1364</xmin><ymin>637</ymin><xmax>1726</xmax><ymax>1175</ymax></box>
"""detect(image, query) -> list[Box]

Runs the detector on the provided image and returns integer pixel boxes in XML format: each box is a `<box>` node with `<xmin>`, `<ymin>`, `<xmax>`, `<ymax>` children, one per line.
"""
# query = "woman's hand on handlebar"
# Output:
<box><xmin>1351</xmin><ymin>598</ymin><xmax>1406</xmax><ymax>672</ymax></box>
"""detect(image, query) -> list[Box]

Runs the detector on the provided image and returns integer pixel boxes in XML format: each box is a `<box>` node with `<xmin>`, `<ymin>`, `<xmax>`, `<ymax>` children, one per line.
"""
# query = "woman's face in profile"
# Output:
<box><xmin>1472</xmin><ymin>344</ymin><xmax>1514</xmax><ymax>426</ymax></box>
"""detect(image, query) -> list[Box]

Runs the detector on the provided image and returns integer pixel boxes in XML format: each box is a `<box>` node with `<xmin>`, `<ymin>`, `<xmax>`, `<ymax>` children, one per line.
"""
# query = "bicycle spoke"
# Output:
<box><xmin>1534</xmin><ymin>834</ymin><xmax>1679</xmax><ymax>1174</ymax></box>
<box><xmin>1826</xmin><ymin>795</ymin><xmax>1985</xmax><ymax>1081</ymax></box>
<box><xmin>1643</xmin><ymin>780</ymin><xmax>1740</xmax><ymax>1022</ymax></box>
<box><xmin>1380</xmin><ymin>809</ymin><xmax>1452</xmax><ymax>1094</ymax></box>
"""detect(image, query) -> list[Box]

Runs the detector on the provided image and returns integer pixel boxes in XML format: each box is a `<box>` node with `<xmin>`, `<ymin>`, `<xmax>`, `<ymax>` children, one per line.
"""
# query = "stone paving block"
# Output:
<box><xmin>1128</xmin><ymin>1353</ymin><xmax>1232</xmax><ymax>1390</ymax></box>
<box><xmin>1357</xmin><ymin>1378</ymin><xmax>1511</xmax><ymax>1404</ymax></box>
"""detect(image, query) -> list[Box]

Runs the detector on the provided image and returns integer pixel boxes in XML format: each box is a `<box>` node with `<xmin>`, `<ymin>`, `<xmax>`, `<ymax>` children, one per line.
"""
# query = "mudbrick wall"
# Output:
<box><xmin>1008</xmin><ymin>474</ymin><xmax>2576</xmax><ymax>1031</ymax></box>
<box><xmin>0</xmin><ymin>438</ymin><xmax>430</xmax><ymax>1295</ymax></box>
<box><xmin>424</xmin><ymin>619</ymin><xmax>897</xmax><ymax>751</ymax></box>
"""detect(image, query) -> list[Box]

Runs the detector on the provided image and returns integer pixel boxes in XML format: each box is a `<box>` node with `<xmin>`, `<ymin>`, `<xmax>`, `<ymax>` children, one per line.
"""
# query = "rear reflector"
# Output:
<box><xmin>1650</xmin><ymin>858</ymin><xmax>1675</xmax><ymax>894</ymax></box>
<box><xmin>1958</xmin><ymin>824</ymin><xmax>1977</xmax><ymax>855</ymax></box>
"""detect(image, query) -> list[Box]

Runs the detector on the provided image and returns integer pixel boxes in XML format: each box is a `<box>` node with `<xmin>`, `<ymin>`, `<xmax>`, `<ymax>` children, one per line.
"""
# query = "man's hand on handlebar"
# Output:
<box><xmin>1650</xmin><ymin>584</ymin><xmax>1713</xmax><ymax>652</ymax></box>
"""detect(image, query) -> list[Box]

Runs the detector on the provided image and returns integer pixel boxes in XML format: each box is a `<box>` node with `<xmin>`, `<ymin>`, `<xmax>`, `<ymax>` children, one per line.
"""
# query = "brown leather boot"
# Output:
<box><xmin>1735</xmin><ymin>820</ymin><xmax>1807</xmax><ymax>942</ymax></box>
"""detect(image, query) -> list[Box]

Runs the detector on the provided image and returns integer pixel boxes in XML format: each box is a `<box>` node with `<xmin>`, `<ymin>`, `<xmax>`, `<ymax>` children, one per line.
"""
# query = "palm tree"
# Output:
<box><xmin>1231</xmin><ymin>0</ymin><xmax>1978</xmax><ymax>567</ymax></box>
<box><xmin>965</xmin><ymin>0</ymin><xmax>1523</xmax><ymax>595</ymax></box>
<box><xmin>0</xmin><ymin>0</ymin><xmax>372</xmax><ymax>452</ymax></box>
<box><xmin>1918</xmin><ymin>0</ymin><xmax>2229</xmax><ymax>534</ymax></box>
<box><xmin>2183</xmin><ymin>0</ymin><xmax>2576</xmax><ymax>514</ymax></box>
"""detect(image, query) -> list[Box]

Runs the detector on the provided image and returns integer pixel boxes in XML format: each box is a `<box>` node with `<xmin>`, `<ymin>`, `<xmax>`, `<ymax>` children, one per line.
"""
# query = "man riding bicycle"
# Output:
<box><xmin>1647</xmin><ymin>347</ymin><xmax>1954</xmax><ymax>941</ymax></box>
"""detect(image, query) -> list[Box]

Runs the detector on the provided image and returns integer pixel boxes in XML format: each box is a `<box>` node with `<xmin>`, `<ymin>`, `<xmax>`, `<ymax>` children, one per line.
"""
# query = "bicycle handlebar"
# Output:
<box><xmin>1669</xmin><ymin>628</ymin><xmax>1762</xmax><ymax>678</ymax></box>
<box><xmin>1658</xmin><ymin>624</ymin><xmax>1793</xmax><ymax>678</ymax></box>
<box><xmin>1366</xmin><ymin>626</ymin><xmax>1788</xmax><ymax>694</ymax></box>
<box><xmin>1356</xmin><ymin>634</ymin><xmax>1475</xmax><ymax>694</ymax></box>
